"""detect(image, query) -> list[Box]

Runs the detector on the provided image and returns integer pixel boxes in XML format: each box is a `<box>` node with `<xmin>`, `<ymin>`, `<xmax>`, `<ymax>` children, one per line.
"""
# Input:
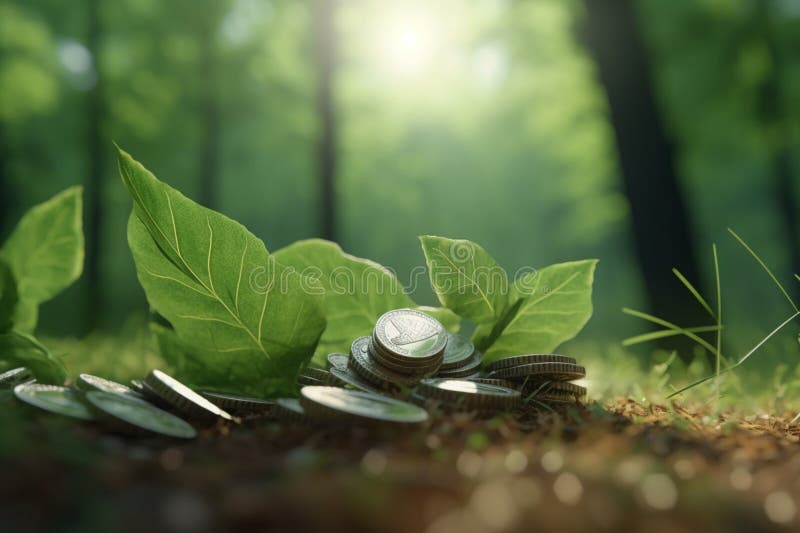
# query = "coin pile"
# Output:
<box><xmin>1</xmin><ymin>308</ymin><xmax>588</xmax><ymax>438</ymax></box>
<box><xmin>484</xmin><ymin>354</ymin><xmax>587</xmax><ymax>403</ymax></box>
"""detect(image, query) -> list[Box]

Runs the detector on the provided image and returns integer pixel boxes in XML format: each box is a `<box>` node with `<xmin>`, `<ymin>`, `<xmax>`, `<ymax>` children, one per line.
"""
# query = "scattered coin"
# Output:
<box><xmin>300</xmin><ymin>386</ymin><xmax>428</xmax><ymax>426</ymax></box>
<box><xmin>415</xmin><ymin>379</ymin><xmax>521</xmax><ymax>411</ymax></box>
<box><xmin>85</xmin><ymin>391</ymin><xmax>197</xmax><ymax>439</ymax></box>
<box><xmin>522</xmin><ymin>381</ymin><xmax>587</xmax><ymax>401</ymax></box>
<box><xmin>274</xmin><ymin>398</ymin><xmax>307</xmax><ymax>423</ymax></box>
<box><xmin>329</xmin><ymin>367</ymin><xmax>383</xmax><ymax>394</ymax></box>
<box><xmin>199</xmin><ymin>392</ymin><xmax>276</xmax><ymax>416</ymax></box>
<box><xmin>327</xmin><ymin>353</ymin><xmax>350</xmax><ymax>371</ymax></box>
<box><xmin>298</xmin><ymin>375</ymin><xmax>326</xmax><ymax>387</ymax></box>
<box><xmin>485</xmin><ymin>354</ymin><xmax>578</xmax><ymax>373</ymax></box>
<box><xmin>0</xmin><ymin>367</ymin><xmax>34</xmax><ymax>388</ymax></box>
<box><xmin>465</xmin><ymin>377</ymin><xmax>518</xmax><ymax>389</ymax></box>
<box><xmin>299</xmin><ymin>367</ymin><xmax>335</xmax><ymax>384</ymax></box>
<box><xmin>487</xmin><ymin>362</ymin><xmax>586</xmax><ymax>382</ymax></box>
<box><xmin>76</xmin><ymin>374</ymin><xmax>142</xmax><ymax>398</ymax></box>
<box><xmin>14</xmin><ymin>383</ymin><xmax>95</xmax><ymax>420</ymax></box>
<box><xmin>440</xmin><ymin>334</ymin><xmax>475</xmax><ymax>370</ymax></box>
<box><xmin>435</xmin><ymin>351</ymin><xmax>483</xmax><ymax>378</ymax></box>
<box><xmin>143</xmin><ymin>370</ymin><xmax>233</xmax><ymax>422</ymax></box>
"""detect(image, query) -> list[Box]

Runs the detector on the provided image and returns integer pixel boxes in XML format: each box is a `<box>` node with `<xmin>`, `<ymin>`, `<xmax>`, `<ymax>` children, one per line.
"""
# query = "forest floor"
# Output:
<box><xmin>2</xmin><ymin>393</ymin><xmax>800</xmax><ymax>533</ymax></box>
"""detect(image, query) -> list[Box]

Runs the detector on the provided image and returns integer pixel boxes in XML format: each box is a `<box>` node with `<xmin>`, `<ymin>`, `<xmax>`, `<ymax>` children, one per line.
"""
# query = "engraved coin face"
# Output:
<box><xmin>300</xmin><ymin>386</ymin><xmax>428</xmax><ymax>425</ymax></box>
<box><xmin>373</xmin><ymin>309</ymin><xmax>447</xmax><ymax>359</ymax></box>
<box><xmin>14</xmin><ymin>384</ymin><xmax>96</xmax><ymax>420</ymax></box>
<box><xmin>85</xmin><ymin>391</ymin><xmax>197</xmax><ymax>439</ymax></box>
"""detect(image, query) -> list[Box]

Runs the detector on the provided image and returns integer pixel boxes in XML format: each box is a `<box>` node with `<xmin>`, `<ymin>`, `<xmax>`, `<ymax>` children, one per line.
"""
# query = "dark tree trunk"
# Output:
<box><xmin>313</xmin><ymin>0</ymin><xmax>337</xmax><ymax>241</ymax></box>
<box><xmin>579</xmin><ymin>0</ymin><xmax>708</xmax><ymax>362</ymax></box>
<box><xmin>759</xmin><ymin>1</ymin><xmax>800</xmax><ymax>292</ymax></box>
<box><xmin>84</xmin><ymin>0</ymin><xmax>104</xmax><ymax>332</ymax></box>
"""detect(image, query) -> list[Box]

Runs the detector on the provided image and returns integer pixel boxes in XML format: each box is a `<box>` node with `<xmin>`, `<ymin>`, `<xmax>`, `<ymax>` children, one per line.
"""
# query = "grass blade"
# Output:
<box><xmin>672</xmin><ymin>268</ymin><xmax>716</xmax><ymax>319</ymax></box>
<box><xmin>667</xmin><ymin>311</ymin><xmax>800</xmax><ymax>399</ymax></box>
<box><xmin>622</xmin><ymin>308</ymin><xmax>720</xmax><ymax>356</ymax></box>
<box><xmin>623</xmin><ymin>326</ymin><xmax>721</xmax><ymax>346</ymax></box>
<box><xmin>728</xmin><ymin>228</ymin><xmax>798</xmax><ymax>312</ymax></box>
<box><xmin>713</xmin><ymin>244</ymin><xmax>722</xmax><ymax>378</ymax></box>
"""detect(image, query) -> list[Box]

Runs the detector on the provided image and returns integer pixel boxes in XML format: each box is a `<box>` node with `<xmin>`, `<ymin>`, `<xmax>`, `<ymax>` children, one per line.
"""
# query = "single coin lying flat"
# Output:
<box><xmin>300</xmin><ymin>386</ymin><xmax>428</xmax><ymax>426</ymax></box>
<box><xmin>14</xmin><ymin>383</ymin><xmax>95</xmax><ymax>420</ymax></box>
<box><xmin>85</xmin><ymin>391</ymin><xmax>197</xmax><ymax>439</ymax></box>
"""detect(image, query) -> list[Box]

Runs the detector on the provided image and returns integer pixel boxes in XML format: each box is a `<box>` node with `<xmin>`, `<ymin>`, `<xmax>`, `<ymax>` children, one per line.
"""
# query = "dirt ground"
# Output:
<box><xmin>2</xmin><ymin>397</ymin><xmax>800</xmax><ymax>533</ymax></box>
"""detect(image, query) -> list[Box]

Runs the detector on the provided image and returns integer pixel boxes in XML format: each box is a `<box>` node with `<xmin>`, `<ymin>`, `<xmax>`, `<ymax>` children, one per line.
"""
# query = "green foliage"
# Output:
<box><xmin>0</xmin><ymin>260</ymin><xmax>18</xmax><ymax>332</ymax></box>
<box><xmin>421</xmin><ymin>236</ymin><xmax>597</xmax><ymax>362</ymax></box>
<box><xmin>0</xmin><ymin>187</ymin><xmax>83</xmax><ymax>383</ymax></box>
<box><xmin>0</xmin><ymin>329</ymin><xmax>65</xmax><ymax>385</ymax></box>
<box><xmin>477</xmin><ymin>260</ymin><xmax>598</xmax><ymax>361</ymax></box>
<box><xmin>419</xmin><ymin>236</ymin><xmax>512</xmax><ymax>324</ymax></box>
<box><xmin>625</xmin><ymin>230</ymin><xmax>800</xmax><ymax>400</ymax></box>
<box><xmin>117</xmin><ymin>147</ymin><xmax>326</xmax><ymax>397</ymax></box>
<box><xmin>274</xmin><ymin>238</ymin><xmax>458</xmax><ymax>365</ymax></box>
<box><xmin>0</xmin><ymin>187</ymin><xmax>84</xmax><ymax>333</ymax></box>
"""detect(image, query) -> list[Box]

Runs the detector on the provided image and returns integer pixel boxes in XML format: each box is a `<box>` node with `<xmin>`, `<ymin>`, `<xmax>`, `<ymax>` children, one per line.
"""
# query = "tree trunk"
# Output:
<box><xmin>313</xmin><ymin>0</ymin><xmax>337</xmax><ymax>241</ymax></box>
<box><xmin>84</xmin><ymin>0</ymin><xmax>104</xmax><ymax>332</ymax></box>
<box><xmin>579</xmin><ymin>0</ymin><xmax>708</xmax><ymax>362</ymax></box>
<box><xmin>759</xmin><ymin>1</ymin><xmax>800</xmax><ymax>293</ymax></box>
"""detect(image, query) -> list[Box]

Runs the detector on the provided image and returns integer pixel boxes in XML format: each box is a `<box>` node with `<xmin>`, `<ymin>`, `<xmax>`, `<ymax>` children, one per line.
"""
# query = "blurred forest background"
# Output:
<box><xmin>1</xmin><ymin>0</ymin><xmax>799</xmax><ymax>373</ymax></box>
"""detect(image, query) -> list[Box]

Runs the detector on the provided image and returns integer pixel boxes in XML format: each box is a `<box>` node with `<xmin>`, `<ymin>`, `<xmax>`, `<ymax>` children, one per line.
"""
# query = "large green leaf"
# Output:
<box><xmin>117</xmin><ymin>147</ymin><xmax>326</xmax><ymax>397</ymax></box>
<box><xmin>419</xmin><ymin>235</ymin><xmax>512</xmax><ymax>324</ymax></box>
<box><xmin>0</xmin><ymin>260</ymin><xmax>18</xmax><ymax>332</ymax></box>
<box><xmin>0</xmin><ymin>187</ymin><xmax>84</xmax><ymax>333</ymax></box>
<box><xmin>476</xmin><ymin>260</ymin><xmax>597</xmax><ymax>362</ymax></box>
<box><xmin>0</xmin><ymin>330</ymin><xmax>66</xmax><ymax>384</ymax></box>
<box><xmin>273</xmin><ymin>239</ymin><xmax>460</xmax><ymax>364</ymax></box>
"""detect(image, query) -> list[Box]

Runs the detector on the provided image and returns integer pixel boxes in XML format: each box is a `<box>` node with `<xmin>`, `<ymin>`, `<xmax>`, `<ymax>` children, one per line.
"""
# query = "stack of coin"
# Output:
<box><xmin>413</xmin><ymin>378</ymin><xmax>521</xmax><ymax>412</ymax></box>
<box><xmin>484</xmin><ymin>354</ymin><xmax>587</xmax><ymax>404</ymax></box>
<box><xmin>434</xmin><ymin>333</ymin><xmax>483</xmax><ymax>379</ymax></box>
<box><xmin>346</xmin><ymin>308</ymin><xmax>449</xmax><ymax>391</ymax></box>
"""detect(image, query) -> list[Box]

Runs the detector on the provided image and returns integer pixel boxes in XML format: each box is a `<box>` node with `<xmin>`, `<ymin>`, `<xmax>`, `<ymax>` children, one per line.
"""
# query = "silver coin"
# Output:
<box><xmin>326</xmin><ymin>353</ymin><xmax>350</xmax><ymax>371</ymax></box>
<box><xmin>300</xmin><ymin>386</ymin><xmax>428</xmax><ymax>425</ymax></box>
<box><xmin>14</xmin><ymin>384</ymin><xmax>96</xmax><ymax>420</ymax></box>
<box><xmin>0</xmin><ymin>367</ymin><xmax>34</xmax><ymax>388</ymax></box>
<box><xmin>76</xmin><ymin>374</ymin><xmax>142</xmax><ymax>398</ymax></box>
<box><xmin>329</xmin><ymin>367</ymin><xmax>382</xmax><ymax>394</ymax></box>
<box><xmin>85</xmin><ymin>391</ymin><xmax>197</xmax><ymax>439</ymax></box>
<box><xmin>485</xmin><ymin>354</ymin><xmax>578</xmax><ymax>373</ymax></box>
<box><xmin>373</xmin><ymin>309</ymin><xmax>447</xmax><ymax>360</ymax></box>
<box><xmin>441</xmin><ymin>334</ymin><xmax>475</xmax><ymax>369</ymax></box>
<box><xmin>143</xmin><ymin>370</ymin><xmax>233</xmax><ymax>421</ymax></box>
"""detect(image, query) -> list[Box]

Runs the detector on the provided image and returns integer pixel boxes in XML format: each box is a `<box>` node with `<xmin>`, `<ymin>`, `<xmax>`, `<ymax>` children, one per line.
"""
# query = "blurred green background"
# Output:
<box><xmin>1</xmin><ymin>0</ymin><xmax>799</xmax><ymax>373</ymax></box>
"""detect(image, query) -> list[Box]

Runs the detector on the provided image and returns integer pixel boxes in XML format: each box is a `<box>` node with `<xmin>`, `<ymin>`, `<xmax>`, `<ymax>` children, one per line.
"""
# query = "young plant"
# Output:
<box><xmin>117</xmin><ymin>147</ymin><xmax>326</xmax><ymax>398</ymax></box>
<box><xmin>0</xmin><ymin>187</ymin><xmax>84</xmax><ymax>383</ymax></box>
<box><xmin>419</xmin><ymin>236</ymin><xmax>597</xmax><ymax>361</ymax></box>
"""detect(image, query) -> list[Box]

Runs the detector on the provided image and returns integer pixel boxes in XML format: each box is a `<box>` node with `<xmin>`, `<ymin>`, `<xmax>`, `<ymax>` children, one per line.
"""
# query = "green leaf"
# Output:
<box><xmin>273</xmin><ymin>239</ymin><xmax>460</xmax><ymax>364</ymax></box>
<box><xmin>0</xmin><ymin>330</ymin><xmax>66</xmax><ymax>384</ymax></box>
<box><xmin>478</xmin><ymin>260</ymin><xmax>597</xmax><ymax>362</ymax></box>
<box><xmin>0</xmin><ymin>260</ymin><xmax>18</xmax><ymax>332</ymax></box>
<box><xmin>0</xmin><ymin>187</ymin><xmax>84</xmax><ymax>333</ymax></box>
<box><xmin>419</xmin><ymin>235</ymin><xmax>512</xmax><ymax>324</ymax></box>
<box><xmin>117</xmin><ymin>147</ymin><xmax>326</xmax><ymax>397</ymax></box>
